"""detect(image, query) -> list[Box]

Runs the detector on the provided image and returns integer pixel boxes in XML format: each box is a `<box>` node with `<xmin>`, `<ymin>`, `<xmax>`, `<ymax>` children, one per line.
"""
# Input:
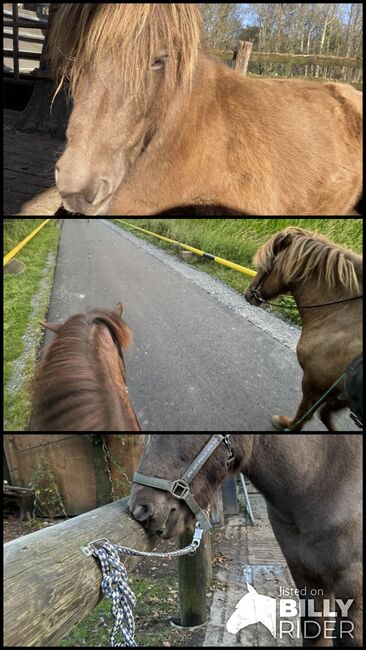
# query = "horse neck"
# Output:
<box><xmin>238</xmin><ymin>435</ymin><xmax>319</xmax><ymax>518</ymax></box>
<box><xmin>288</xmin><ymin>274</ymin><xmax>358</xmax><ymax>325</ymax></box>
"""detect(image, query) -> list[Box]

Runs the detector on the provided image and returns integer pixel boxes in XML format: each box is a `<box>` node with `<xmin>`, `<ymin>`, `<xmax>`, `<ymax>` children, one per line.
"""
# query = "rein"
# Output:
<box><xmin>250</xmin><ymin>289</ymin><xmax>363</xmax><ymax>310</ymax></box>
<box><xmin>249</xmin><ymin>268</ymin><xmax>362</xmax><ymax>309</ymax></box>
<box><xmin>133</xmin><ymin>434</ymin><xmax>235</xmax><ymax>532</ymax></box>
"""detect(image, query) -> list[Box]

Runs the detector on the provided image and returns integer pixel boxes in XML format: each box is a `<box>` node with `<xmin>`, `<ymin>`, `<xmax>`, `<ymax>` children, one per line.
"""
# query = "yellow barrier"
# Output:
<box><xmin>120</xmin><ymin>221</ymin><xmax>257</xmax><ymax>278</ymax></box>
<box><xmin>3</xmin><ymin>219</ymin><xmax>52</xmax><ymax>267</ymax></box>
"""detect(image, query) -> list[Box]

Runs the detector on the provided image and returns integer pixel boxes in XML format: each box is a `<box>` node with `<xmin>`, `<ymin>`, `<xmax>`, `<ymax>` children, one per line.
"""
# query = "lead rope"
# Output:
<box><xmin>81</xmin><ymin>524</ymin><xmax>204</xmax><ymax>647</ymax></box>
<box><xmin>283</xmin><ymin>372</ymin><xmax>346</xmax><ymax>431</ymax></box>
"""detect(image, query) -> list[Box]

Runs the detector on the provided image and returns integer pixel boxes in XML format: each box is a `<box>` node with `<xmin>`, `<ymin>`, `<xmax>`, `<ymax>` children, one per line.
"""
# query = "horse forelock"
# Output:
<box><xmin>255</xmin><ymin>227</ymin><xmax>362</xmax><ymax>293</ymax></box>
<box><xmin>49</xmin><ymin>3</ymin><xmax>201</xmax><ymax>98</ymax></box>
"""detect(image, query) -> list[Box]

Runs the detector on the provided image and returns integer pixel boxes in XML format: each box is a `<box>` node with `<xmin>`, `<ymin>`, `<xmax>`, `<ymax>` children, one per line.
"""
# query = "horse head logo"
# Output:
<box><xmin>227</xmin><ymin>583</ymin><xmax>277</xmax><ymax>638</ymax></box>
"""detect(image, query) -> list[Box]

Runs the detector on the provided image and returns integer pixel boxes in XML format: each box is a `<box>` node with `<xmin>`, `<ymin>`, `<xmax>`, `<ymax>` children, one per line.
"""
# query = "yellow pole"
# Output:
<box><xmin>4</xmin><ymin>219</ymin><xmax>51</xmax><ymax>266</ymax></box>
<box><xmin>120</xmin><ymin>221</ymin><xmax>257</xmax><ymax>278</ymax></box>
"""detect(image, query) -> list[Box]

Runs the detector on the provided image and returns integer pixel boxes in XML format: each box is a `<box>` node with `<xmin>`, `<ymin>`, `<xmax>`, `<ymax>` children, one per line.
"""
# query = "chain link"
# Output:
<box><xmin>81</xmin><ymin>525</ymin><xmax>204</xmax><ymax>561</ymax></box>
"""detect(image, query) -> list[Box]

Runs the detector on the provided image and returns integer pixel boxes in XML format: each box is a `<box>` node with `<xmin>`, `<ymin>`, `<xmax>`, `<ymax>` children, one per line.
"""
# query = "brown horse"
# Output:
<box><xmin>49</xmin><ymin>4</ymin><xmax>362</xmax><ymax>217</ymax></box>
<box><xmin>30</xmin><ymin>303</ymin><xmax>141</xmax><ymax>431</ymax></box>
<box><xmin>130</xmin><ymin>434</ymin><xmax>363</xmax><ymax>646</ymax></box>
<box><xmin>245</xmin><ymin>227</ymin><xmax>362</xmax><ymax>431</ymax></box>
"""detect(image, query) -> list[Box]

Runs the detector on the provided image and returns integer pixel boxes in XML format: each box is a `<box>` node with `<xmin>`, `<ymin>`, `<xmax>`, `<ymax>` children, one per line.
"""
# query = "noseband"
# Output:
<box><xmin>133</xmin><ymin>434</ymin><xmax>235</xmax><ymax>532</ymax></box>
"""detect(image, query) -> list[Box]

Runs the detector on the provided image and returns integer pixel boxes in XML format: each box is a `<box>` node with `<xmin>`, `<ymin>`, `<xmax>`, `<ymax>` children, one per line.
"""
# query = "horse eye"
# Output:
<box><xmin>152</xmin><ymin>55</ymin><xmax>168</xmax><ymax>70</ymax></box>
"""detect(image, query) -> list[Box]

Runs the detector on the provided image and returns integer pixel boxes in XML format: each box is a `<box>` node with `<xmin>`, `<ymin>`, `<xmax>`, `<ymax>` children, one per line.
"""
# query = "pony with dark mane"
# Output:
<box><xmin>245</xmin><ymin>227</ymin><xmax>363</xmax><ymax>431</ymax></box>
<box><xmin>49</xmin><ymin>4</ymin><xmax>362</xmax><ymax>217</ymax></box>
<box><xmin>130</xmin><ymin>434</ymin><xmax>363</xmax><ymax>645</ymax></box>
<box><xmin>30</xmin><ymin>303</ymin><xmax>141</xmax><ymax>431</ymax></box>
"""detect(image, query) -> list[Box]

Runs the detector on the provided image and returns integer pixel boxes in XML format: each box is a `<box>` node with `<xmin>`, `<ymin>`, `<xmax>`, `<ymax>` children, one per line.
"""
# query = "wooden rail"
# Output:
<box><xmin>4</xmin><ymin>495</ymin><xmax>212</xmax><ymax>646</ymax></box>
<box><xmin>3</xmin><ymin>4</ymin><xmax>47</xmax><ymax>81</ymax></box>
<box><xmin>4</xmin><ymin>498</ymin><xmax>158</xmax><ymax>647</ymax></box>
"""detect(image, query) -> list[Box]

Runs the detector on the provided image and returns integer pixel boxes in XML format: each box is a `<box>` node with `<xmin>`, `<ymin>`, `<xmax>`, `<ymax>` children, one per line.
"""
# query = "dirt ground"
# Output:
<box><xmin>4</xmin><ymin>109</ymin><xmax>63</xmax><ymax>215</ymax></box>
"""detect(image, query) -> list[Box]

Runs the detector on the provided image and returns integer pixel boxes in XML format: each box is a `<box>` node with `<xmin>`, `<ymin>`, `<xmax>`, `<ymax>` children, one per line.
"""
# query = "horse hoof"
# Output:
<box><xmin>272</xmin><ymin>415</ymin><xmax>286</xmax><ymax>431</ymax></box>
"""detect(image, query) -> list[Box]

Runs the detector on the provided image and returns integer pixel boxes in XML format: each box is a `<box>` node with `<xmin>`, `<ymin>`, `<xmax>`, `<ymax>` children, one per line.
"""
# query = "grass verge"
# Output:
<box><xmin>4</xmin><ymin>218</ymin><xmax>61</xmax><ymax>431</ymax></box>
<box><xmin>113</xmin><ymin>218</ymin><xmax>362</xmax><ymax>327</ymax></box>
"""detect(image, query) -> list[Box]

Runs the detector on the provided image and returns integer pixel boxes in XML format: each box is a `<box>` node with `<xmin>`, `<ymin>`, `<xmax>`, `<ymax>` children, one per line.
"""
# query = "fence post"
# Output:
<box><xmin>178</xmin><ymin>529</ymin><xmax>209</xmax><ymax>626</ymax></box>
<box><xmin>235</xmin><ymin>40</ymin><xmax>253</xmax><ymax>75</ymax></box>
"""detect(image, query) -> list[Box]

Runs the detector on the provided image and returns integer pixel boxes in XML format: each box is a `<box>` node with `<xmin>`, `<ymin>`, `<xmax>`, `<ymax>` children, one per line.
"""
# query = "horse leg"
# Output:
<box><xmin>332</xmin><ymin>562</ymin><xmax>362</xmax><ymax>647</ymax></box>
<box><xmin>286</xmin><ymin>562</ymin><xmax>335</xmax><ymax>647</ymax></box>
<box><xmin>272</xmin><ymin>380</ymin><xmax>317</xmax><ymax>431</ymax></box>
<box><xmin>318</xmin><ymin>399</ymin><xmax>348</xmax><ymax>432</ymax></box>
<box><xmin>268</xmin><ymin>507</ymin><xmax>334</xmax><ymax>645</ymax></box>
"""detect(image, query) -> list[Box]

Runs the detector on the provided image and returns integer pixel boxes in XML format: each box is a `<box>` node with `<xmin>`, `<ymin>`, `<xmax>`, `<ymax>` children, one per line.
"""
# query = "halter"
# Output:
<box><xmin>133</xmin><ymin>434</ymin><xmax>235</xmax><ymax>532</ymax></box>
<box><xmin>248</xmin><ymin>270</ymin><xmax>363</xmax><ymax>310</ymax></box>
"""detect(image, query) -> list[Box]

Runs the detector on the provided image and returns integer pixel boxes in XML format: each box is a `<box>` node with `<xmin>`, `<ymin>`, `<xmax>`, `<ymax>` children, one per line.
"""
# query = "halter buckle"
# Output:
<box><xmin>170</xmin><ymin>479</ymin><xmax>191</xmax><ymax>500</ymax></box>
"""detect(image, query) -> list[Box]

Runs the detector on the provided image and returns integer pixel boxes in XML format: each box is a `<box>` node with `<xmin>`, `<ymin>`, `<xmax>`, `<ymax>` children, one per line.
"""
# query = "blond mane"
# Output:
<box><xmin>254</xmin><ymin>227</ymin><xmax>362</xmax><ymax>294</ymax></box>
<box><xmin>49</xmin><ymin>3</ymin><xmax>201</xmax><ymax>98</ymax></box>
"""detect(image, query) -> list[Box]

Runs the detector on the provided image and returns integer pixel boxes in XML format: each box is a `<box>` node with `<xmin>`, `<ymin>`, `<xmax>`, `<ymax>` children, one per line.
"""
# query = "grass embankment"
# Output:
<box><xmin>4</xmin><ymin>218</ymin><xmax>61</xmax><ymax>431</ymax></box>
<box><xmin>115</xmin><ymin>218</ymin><xmax>362</xmax><ymax>326</ymax></box>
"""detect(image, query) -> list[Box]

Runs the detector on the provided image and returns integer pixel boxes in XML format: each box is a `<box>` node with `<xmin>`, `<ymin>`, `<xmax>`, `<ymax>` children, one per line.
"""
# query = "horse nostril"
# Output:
<box><xmin>132</xmin><ymin>503</ymin><xmax>154</xmax><ymax>523</ymax></box>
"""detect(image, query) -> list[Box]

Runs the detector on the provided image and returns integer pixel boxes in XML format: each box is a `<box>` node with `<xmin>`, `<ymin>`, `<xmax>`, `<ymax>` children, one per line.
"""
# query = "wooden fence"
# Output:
<box><xmin>4</xmin><ymin>495</ymin><xmax>213</xmax><ymax>646</ymax></box>
<box><xmin>4</xmin><ymin>434</ymin><xmax>146</xmax><ymax>514</ymax></box>
<box><xmin>5</xmin><ymin>6</ymin><xmax>362</xmax><ymax>87</ymax></box>
<box><xmin>215</xmin><ymin>42</ymin><xmax>362</xmax><ymax>86</ymax></box>
<box><xmin>3</xmin><ymin>4</ymin><xmax>48</xmax><ymax>83</ymax></box>
<box><xmin>4</xmin><ymin>498</ymin><xmax>159</xmax><ymax>646</ymax></box>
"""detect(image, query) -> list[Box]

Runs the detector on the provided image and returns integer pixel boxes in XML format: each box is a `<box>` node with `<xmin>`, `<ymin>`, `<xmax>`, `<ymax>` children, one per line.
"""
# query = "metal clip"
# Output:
<box><xmin>190</xmin><ymin>525</ymin><xmax>204</xmax><ymax>554</ymax></box>
<box><xmin>81</xmin><ymin>545</ymin><xmax>95</xmax><ymax>558</ymax></box>
<box><xmin>80</xmin><ymin>538</ymin><xmax>111</xmax><ymax>558</ymax></box>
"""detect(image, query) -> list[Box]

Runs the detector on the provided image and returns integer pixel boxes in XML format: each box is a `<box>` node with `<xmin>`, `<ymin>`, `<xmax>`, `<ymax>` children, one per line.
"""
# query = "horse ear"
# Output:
<box><xmin>114</xmin><ymin>303</ymin><xmax>123</xmax><ymax>317</ymax></box>
<box><xmin>247</xmin><ymin>583</ymin><xmax>256</xmax><ymax>594</ymax></box>
<box><xmin>40</xmin><ymin>320</ymin><xmax>62</xmax><ymax>333</ymax></box>
<box><xmin>273</xmin><ymin>231</ymin><xmax>292</xmax><ymax>255</ymax></box>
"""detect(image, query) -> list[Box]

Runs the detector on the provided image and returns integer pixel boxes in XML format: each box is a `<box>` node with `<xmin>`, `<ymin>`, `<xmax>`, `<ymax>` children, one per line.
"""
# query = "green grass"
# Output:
<box><xmin>4</xmin><ymin>218</ymin><xmax>61</xmax><ymax>431</ymax></box>
<box><xmin>114</xmin><ymin>218</ymin><xmax>362</xmax><ymax>326</ymax></box>
<box><xmin>60</xmin><ymin>574</ymin><xmax>197</xmax><ymax>647</ymax></box>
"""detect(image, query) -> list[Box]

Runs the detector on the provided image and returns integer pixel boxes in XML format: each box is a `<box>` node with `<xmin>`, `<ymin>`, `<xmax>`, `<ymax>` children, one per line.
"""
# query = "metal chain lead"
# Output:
<box><xmin>81</xmin><ymin>525</ymin><xmax>205</xmax><ymax>646</ymax></box>
<box><xmin>81</xmin><ymin>525</ymin><xmax>204</xmax><ymax>561</ymax></box>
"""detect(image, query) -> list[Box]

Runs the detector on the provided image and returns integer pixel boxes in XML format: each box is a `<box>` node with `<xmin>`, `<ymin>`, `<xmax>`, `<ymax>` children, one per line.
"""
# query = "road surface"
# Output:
<box><xmin>43</xmin><ymin>219</ymin><xmax>359</xmax><ymax>432</ymax></box>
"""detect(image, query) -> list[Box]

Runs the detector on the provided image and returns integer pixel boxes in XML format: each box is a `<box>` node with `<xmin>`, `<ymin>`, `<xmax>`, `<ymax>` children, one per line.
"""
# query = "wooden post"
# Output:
<box><xmin>235</xmin><ymin>40</ymin><xmax>253</xmax><ymax>76</ymax></box>
<box><xmin>4</xmin><ymin>498</ymin><xmax>157</xmax><ymax>647</ymax></box>
<box><xmin>178</xmin><ymin>529</ymin><xmax>209</xmax><ymax>627</ymax></box>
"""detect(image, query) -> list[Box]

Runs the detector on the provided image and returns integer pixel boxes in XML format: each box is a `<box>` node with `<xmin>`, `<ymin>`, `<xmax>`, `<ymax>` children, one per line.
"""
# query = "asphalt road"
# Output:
<box><xmin>45</xmin><ymin>219</ymin><xmax>359</xmax><ymax>432</ymax></box>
